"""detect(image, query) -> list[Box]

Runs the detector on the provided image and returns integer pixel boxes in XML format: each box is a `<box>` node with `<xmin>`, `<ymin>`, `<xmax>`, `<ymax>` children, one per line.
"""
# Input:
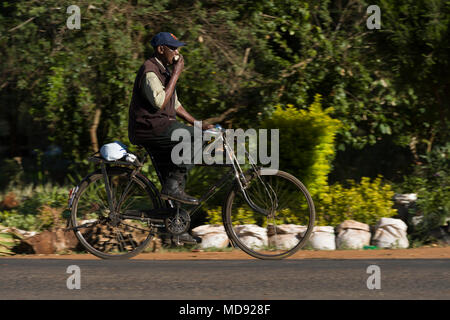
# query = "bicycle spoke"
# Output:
<box><xmin>120</xmin><ymin>184</ymin><xmax>140</xmax><ymax>212</ymax></box>
<box><xmin>117</xmin><ymin>178</ymin><xmax>136</xmax><ymax>211</ymax></box>
<box><xmin>127</xmin><ymin>232</ymin><xmax>137</xmax><ymax>250</ymax></box>
<box><xmin>94</xmin><ymin>187</ymin><xmax>110</xmax><ymax>213</ymax></box>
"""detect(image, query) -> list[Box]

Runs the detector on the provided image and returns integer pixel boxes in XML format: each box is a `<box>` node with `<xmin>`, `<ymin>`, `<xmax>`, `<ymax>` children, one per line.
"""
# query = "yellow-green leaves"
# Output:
<box><xmin>316</xmin><ymin>176</ymin><xmax>397</xmax><ymax>226</ymax></box>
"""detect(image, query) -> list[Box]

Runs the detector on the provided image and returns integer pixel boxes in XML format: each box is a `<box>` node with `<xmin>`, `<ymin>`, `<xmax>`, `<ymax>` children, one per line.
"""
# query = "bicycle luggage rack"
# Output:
<box><xmin>87</xmin><ymin>153</ymin><xmax>144</xmax><ymax>168</ymax></box>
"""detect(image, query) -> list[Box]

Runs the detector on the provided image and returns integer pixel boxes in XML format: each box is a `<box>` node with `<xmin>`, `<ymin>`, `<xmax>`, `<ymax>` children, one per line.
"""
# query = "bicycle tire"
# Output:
<box><xmin>223</xmin><ymin>169</ymin><xmax>315</xmax><ymax>260</ymax></box>
<box><xmin>70</xmin><ymin>167</ymin><xmax>162</xmax><ymax>259</ymax></box>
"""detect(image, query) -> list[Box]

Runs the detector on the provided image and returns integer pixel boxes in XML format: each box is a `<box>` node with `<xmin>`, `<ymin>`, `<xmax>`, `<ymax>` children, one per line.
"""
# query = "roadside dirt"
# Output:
<box><xmin>4</xmin><ymin>246</ymin><xmax>449</xmax><ymax>260</ymax></box>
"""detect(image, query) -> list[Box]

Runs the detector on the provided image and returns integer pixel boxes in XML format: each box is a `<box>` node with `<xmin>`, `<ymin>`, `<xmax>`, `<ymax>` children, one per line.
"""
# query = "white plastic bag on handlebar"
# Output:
<box><xmin>100</xmin><ymin>141</ymin><xmax>128</xmax><ymax>161</ymax></box>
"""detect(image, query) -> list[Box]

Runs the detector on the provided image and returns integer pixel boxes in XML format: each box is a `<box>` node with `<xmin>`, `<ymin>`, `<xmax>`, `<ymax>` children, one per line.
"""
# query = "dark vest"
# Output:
<box><xmin>128</xmin><ymin>57</ymin><xmax>177</xmax><ymax>144</ymax></box>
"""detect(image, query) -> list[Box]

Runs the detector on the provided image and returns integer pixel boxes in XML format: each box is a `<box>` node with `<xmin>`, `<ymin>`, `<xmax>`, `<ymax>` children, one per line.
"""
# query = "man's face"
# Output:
<box><xmin>157</xmin><ymin>45</ymin><xmax>180</xmax><ymax>65</ymax></box>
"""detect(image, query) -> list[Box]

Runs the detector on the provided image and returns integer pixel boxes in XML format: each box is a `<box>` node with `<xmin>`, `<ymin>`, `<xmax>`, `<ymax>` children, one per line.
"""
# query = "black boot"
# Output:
<box><xmin>160</xmin><ymin>173</ymin><xmax>199</xmax><ymax>205</ymax></box>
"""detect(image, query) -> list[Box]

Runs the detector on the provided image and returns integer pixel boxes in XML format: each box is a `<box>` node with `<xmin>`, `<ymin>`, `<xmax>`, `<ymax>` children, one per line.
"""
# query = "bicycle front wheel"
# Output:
<box><xmin>223</xmin><ymin>169</ymin><xmax>315</xmax><ymax>260</ymax></box>
<box><xmin>70</xmin><ymin>167</ymin><xmax>161</xmax><ymax>259</ymax></box>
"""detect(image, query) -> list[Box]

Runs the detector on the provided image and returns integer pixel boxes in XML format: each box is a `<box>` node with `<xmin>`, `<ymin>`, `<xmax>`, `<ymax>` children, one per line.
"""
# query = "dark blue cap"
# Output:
<box><xmin>150</xmin><ymin>32</ymin><xmax>186</xmax><ymax>48</ymax></box>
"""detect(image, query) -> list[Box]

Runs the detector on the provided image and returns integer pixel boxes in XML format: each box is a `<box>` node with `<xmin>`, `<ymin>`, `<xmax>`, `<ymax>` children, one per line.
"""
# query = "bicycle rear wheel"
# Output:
<box><xmin>70</xmin><ymin>167</ymin><xmax>161</xmax><ymax>259</ymax></box>
<box><xmin>223</xmin><ymin>169</ymin><xmax>315</xmax><ymax>260</ymax></box>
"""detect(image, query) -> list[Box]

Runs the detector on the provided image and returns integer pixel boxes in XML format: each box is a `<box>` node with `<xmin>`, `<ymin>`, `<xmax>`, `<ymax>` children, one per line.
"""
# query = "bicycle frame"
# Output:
<box><xmin>175</xmin><ymin>129</ymin><xmax>274</xmax><ymax>217</ymax></box>
<box><xmin>85</xmin><ymin>128</ymin><xmax>274</xmax><ymax>224</ymax></box>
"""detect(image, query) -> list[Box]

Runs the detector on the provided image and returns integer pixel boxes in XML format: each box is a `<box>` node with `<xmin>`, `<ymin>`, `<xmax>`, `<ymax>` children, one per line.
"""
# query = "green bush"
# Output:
<box><xmin>206</xmin><ymin>207</ymin><xmax>257</xmax><ymax>225</ymax></box>
<box><xmin>0</xmin><ymin>183</ymin><xmax>71</xmax><ymax>231</ymax></box>
<box><xmin>0</xmin><ymin>210</ymin><xmax>38</xmax><ymax>231</ymax></box>
<box><xmin>206</xmin><ymin>205</ymin><xmax>311</xmax><ymax>227</ymax></box>
<box><xmin>396</xmin><ymin>143</ymin><xmax>449</xmax><ymax>243</ymax></box>
<box><xmin>262</xmin><ymin>94</ymin><xmax>342</xmax><ymax>196</ymax></box>
<box><xmin>316</xmin><ymin>176</ymin><xmax>397</xmax><ymax>226</ymax></box>
<box><xmin>406</xmin><ymin>176</ymin><xmax>449</xmax><ymax>243</ymax></box>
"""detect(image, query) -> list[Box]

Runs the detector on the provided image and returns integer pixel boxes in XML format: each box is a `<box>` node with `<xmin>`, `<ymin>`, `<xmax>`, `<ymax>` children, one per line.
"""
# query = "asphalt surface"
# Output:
<box><xmin>0</xmin><ymin>258</ymin><xmax>448</xmax><ymax>300</ymax></box>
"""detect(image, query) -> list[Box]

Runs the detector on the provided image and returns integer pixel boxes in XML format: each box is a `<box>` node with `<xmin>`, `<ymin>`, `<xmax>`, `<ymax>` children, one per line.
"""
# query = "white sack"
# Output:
<box><xmin>336</xmin><ymin>220</ymin><xmax>371</xmax><ymax>249</ymax></box>
<box><xmin>372</xmin><ymin>218</ymin><xmax>409</xmax><ymax>249</ymax></box>
<box><xmin>192</xmin><ymin>225</ymin><xmax>229</xmax><ymax>249</ymax></box>
<box><xmin>307</xmin><ymin>226</ymin><xmax>336</xmax><ymax>250</ymax></box>
<box><xmin>199</xmin><ymin>233</ymin><xmax>229</xmax><ymax>249</ymax></box>
<box><xmin>234</xmin><ymin>224</ymin><xmax>268</xmax><ymax>249</ymax></box>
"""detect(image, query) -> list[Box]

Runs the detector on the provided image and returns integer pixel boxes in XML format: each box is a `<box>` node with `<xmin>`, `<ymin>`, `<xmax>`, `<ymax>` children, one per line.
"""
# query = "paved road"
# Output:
<box><xmin>0</xmin><ymin>258</ymin><xmax>448</xmax><ymax>300</ymax></box>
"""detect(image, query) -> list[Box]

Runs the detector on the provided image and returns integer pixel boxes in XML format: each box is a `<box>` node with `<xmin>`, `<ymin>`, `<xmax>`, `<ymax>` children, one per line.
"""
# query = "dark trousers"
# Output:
<box><xmin>140</xmin><ymin>121</ymin><xmax>197</xmax><ymax>185</ymax></box>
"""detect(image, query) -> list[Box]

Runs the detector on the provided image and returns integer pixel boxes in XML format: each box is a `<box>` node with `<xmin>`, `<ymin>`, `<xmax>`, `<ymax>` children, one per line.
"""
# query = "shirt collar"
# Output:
<box><xmin>154</xmin><ymin>57</ymin><xmax>167</xmax><ymax>71</ymax></box>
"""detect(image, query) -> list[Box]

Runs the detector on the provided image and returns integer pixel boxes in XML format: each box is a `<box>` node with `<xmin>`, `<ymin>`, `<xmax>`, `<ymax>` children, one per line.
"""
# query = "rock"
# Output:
<box><xmin>192</xmin><ymin>225</ymin><xmax>229</xmax><ymax>249</ymax></box>
<box><xmin>54</xmin><ymin>229</ymin><xmax>79</xmax><ymax>252</ymax></box>
<box><xmin>307</xmin><ymin>226</ymin><xmax>336</xmax><ymax>250</ymax></box>
<box><xmin>23</xmin><ymin>231</ymin><xmax>56</xmax><ymax>254</ymax></box>
<box><xmin>336</xmin><ymin>220</ymin><xmax>371</xmax><ymax>249</ymax></box>
<box><xmin>0</xmin><ymin>192</ymin><xmax>19</xmax><ymax>209</ymax></box>
<box><xmin>22</xmin><ymin>228</ymin><xmax>80</xmax><ymax>254</ymax></box>
<box><xmin>372</xmin><ymin>218</ymin><xmax>409</xmax><ymax>249</ymax></box>
<box><xmin>233</xmin><ymin>224</ymin><xmax>268</xmax><ymax>249</ymax></box>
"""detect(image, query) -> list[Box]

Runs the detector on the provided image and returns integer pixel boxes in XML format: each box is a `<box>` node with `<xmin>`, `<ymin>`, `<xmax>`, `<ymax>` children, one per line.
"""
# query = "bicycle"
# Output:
<box><xmin>67</xmin><ymin>126</ymin><xmax>315</xmax><ymax>260</ymax></box>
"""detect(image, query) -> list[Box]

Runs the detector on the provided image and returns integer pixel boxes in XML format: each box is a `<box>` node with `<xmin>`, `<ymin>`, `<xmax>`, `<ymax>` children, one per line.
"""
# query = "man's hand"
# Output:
<box><xmin>202</xmin><ymin>122</ymin><xmax>214</xmax><ymax>130</ymax></box>
<box><xmin>193</xmin><ymin>121</ymin><xmax>214</xmax><ymax>130</ymax></box>
<box><xmin>173</xmin><ymin>54</ymin><xmax>184</xmax><ymax>74</ymax></box>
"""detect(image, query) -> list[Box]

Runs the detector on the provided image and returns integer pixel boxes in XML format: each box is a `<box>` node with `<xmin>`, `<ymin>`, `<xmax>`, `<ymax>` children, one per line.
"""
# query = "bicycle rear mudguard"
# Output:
<box><xmin>88</xmin><ymin>155</ymin><xmax>143</xmax><ymax>168</ymax></box>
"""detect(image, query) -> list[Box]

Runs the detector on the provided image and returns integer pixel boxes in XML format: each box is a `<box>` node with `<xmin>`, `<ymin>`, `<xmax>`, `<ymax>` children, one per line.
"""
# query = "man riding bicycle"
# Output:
<box><xmin>128</xmin><ymin>32</ymin><xmax>214</xmax><ymax>243</ymax></box>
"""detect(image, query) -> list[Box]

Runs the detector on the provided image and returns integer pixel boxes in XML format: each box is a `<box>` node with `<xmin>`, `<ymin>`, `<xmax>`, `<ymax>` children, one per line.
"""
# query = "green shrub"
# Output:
<box><xmin>262</xmin><ymin>94</ymin><xmax>342</xmax><ymax>196</ymax></box>
<box><xmin>206</xmin><ymin>207</ymin><xmax>257</xmax><ymax>225</ymax></box>
<box><xmin>0</xmin><ymin>210</ymin><xmax>39</xmax><ymax>231</ymax></box>
<box><xmin>206</xmin><ymin>206</ymin><xmax>310</xmax><ymax>226</ymax></box>
<box><xmin>316</xmin><ymin>176</ymin><xmax>397</xmax><ymax>226</ymax></box>
<box><xmin>0</xmin><ymin>183</ymin><xmax>71</xmax><ymax>231</ymax></box>
<box><xmin>396</xmin><ymin>143</ymin><xmax>449</xmax><ymax>243</ymax></box>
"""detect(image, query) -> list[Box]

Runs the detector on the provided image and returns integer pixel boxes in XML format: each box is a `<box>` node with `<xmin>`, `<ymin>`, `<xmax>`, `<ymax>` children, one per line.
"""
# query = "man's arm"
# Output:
<box><xmin>160</xmin><ymin>55</ymin><xmax>184</xmax><ymax>110</ymax></box>
<box><xmin>176</xmin><ymin>105</ymin><xmax>213</xmax><ymax>130</ymax></box>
